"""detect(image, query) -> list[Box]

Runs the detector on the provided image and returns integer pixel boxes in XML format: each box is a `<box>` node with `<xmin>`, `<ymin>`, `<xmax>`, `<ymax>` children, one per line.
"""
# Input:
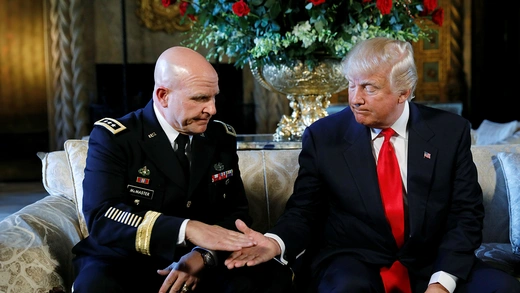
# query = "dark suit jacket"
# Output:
<box><xmin>269</xmin><ymin>102</ymin><xmax>484</xmax><ymax>283</ymax></box>
<box><xmin>72</xmin><ymin>100</ymin><xmax>251</xmax><ymax>265</ymax></box>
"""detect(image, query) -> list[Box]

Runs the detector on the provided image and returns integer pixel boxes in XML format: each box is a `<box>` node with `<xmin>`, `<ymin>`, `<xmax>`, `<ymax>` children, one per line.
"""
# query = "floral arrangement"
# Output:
<box><xmin>162</xmin><ymin>0</ymin><xmax>444</xmax><ymax>69</ymax></box>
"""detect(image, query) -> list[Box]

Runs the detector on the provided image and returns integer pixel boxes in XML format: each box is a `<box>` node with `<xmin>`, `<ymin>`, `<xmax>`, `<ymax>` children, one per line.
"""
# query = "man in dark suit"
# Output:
<box><xmin>225</xmin><ymin>37</ymin><xmax>520</xmax><ymax>293</ymax></box>
<box><xmin>72</xmin><ymin>47</ymin><xmax>291</xmax><ymax>293</ymax></box>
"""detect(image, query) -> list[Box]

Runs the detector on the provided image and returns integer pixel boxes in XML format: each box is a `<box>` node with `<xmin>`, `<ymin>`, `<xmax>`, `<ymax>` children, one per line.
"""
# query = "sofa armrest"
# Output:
<box><xmin>0</xmin><ymin>195</ymin><xmax>81</xmax><ymax>292</ymax></box>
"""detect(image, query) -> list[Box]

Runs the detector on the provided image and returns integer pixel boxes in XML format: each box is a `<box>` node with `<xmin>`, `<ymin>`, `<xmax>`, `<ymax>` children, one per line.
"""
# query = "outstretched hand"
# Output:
<box><xmin>185</xmin><ymin>220</ymin><xmax>255</xmax><ymax>251</ymax></box>
<box><xmin>224</xmin><ymin>219</ymin><xmax>281</xmax><ymax>269</ymax></box>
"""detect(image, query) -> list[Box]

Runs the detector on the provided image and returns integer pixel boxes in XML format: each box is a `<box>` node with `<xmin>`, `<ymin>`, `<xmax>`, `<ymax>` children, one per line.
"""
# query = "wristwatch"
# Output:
<box><xmin>193</xmin><ymin>248</ymin><xmax>216</xmax><ymax>268</ymax></box>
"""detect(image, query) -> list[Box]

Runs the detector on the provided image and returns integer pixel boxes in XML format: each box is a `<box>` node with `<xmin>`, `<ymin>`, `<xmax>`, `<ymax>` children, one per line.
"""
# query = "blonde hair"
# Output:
<box><xmin>342</xmin><ymin>37</ymin><xmax>418</xmax><ymax>100</ymax></box>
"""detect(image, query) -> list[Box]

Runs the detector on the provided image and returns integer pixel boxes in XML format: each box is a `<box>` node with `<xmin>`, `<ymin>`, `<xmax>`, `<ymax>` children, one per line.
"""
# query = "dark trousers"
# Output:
<box><xmin>294</xmin><ymin>254</ymin><xmax>520</xmax><ymax>293</ymax></box>
<box><xmin>72</xmin><ymin>255</ymin><xmax>293</xmax><ymax>293</ymax></box>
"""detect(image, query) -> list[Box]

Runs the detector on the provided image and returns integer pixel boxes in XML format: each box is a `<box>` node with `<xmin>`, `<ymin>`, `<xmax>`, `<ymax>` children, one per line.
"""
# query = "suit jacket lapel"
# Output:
<box><xmin>341</xmin><ymin>113</ymin><xmax>390</xmax><ymax>233</ymax></box>
<box><xmin>406</xmin><ymin>102</ymin><xmax>437</xmax><ymax>236</ymax></box>
<box><xmin>137</xmin><ymin>101</ymin><xmax>187</xmax><ymax>189</ymax></box>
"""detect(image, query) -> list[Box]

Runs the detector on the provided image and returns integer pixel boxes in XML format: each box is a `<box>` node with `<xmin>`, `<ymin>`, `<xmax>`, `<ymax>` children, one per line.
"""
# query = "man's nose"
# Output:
<box><xmin>204</xmin><ymin>100</ymin><xmax>217</xmax><ymax>115</ymax></box>
<box><xmin>348</xmin><ymin>89</ymin><xmax>362</xmax><ymax>105</ymax></box>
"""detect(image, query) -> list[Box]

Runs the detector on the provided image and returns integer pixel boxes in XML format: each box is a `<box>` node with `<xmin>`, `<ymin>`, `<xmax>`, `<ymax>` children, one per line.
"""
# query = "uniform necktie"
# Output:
<box><xmin>377</xmin><ymin>128</ymin><xmax>411</xmax><ymax>293</ymax></box>
<box><xmin>175</xmin><ymin>134</ymin><xmax>190</xmax><ymax>183</ymax></box>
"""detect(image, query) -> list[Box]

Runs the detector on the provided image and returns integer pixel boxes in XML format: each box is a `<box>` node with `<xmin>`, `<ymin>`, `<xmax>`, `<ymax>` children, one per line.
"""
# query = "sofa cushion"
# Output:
<box><xmin>63</xmin><ymin>139</ymin><xmax>89</xmax><ymax>239</ymax></box>
<box><xmin>475</xmin><ymin>120</ymin><xmax>519</xmax><ymax>145</ymax></box>
<box><xmin>237</xmin><ymin>151</ymin><xmax>269</xmax><ymax>233</ymax></box>
<box><xmin>471</xmin><ymin>144</ymin><xmax>520</xmax><ymax>244</ymax></box>
<box><xmin>496</xmin><ymin>131</ymin><xmax>520</xmax><ymax>145</ymax></box>
<box><xmin>37</xmin><ymin>151</ymin><xmax>74</xmax><ymax>202</ymax></box>
<box><xmin>497</xmin><ymin>152</ymin><xmax>520</xmax><ymax>254</ymax></box>
<box><xmin>0</xmin><ymin>195</ymin><xmax>80</xmax><ymax>292</ymax></box>
<box><xmin>263</xmin><ymin>150</ymin><xmax>300</xmax><ymax>228</ymax></box>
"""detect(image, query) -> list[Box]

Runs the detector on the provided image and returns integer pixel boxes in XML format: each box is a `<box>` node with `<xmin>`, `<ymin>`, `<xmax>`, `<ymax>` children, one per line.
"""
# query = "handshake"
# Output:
<box><xmin>185</xmin><ymin>219</ymin><xmax>282</xmax><ymax>269</ymax></box>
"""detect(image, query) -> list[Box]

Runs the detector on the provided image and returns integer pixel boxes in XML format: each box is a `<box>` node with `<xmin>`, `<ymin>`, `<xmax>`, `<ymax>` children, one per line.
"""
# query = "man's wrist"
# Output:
<box><xmin>193</xmin><ymin>247</ymin><xmax>217</xmax><ymax>268</ymax></box>
<box><xmin>267</xmin><ymin>237</ymin><xmax>282</xmax><ymax>255</ymax></box>
<box><xmin>264</xmin><ymin>233</ymin><xmax>288</xmax><ymax>265</ymax></box>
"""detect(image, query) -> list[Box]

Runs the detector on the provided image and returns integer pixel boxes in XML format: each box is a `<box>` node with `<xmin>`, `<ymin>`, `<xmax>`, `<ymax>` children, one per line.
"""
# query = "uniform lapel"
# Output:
<box><xmin>187</xmin><ymin>133</ymin><xmax>216</xmax><ymax>196</ymax></box>
<box><xmin>137</xmin><ymin>101</ymin><xmax>188</xmax><ymax>189</ymax></box>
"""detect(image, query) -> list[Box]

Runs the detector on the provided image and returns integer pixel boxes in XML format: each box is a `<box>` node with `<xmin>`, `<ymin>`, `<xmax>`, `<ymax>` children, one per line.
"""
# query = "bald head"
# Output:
<box><xmin>152</xmin><ymin>46</ymin><xmax>219</xmax><ymax>135</ymax></box>
<box><xmin>154</xmin><ymin>46</ymin><xmax>218</xmax><ymax>89</ymax></box>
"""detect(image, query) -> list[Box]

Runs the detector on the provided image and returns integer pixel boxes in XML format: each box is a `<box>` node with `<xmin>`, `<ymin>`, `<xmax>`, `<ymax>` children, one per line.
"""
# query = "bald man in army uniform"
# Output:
<box><xmin>71</xmin><ymin>47</ymin><xmax>292</xmax><ymax>293</ymax></box>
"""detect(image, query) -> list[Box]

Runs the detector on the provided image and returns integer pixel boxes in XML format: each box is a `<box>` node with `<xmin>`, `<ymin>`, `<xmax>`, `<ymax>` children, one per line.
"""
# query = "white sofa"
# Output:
<box><xmin>1</xmin><ymin>139</ymin><xmax>520</xmax><ymax>292</ymax></box>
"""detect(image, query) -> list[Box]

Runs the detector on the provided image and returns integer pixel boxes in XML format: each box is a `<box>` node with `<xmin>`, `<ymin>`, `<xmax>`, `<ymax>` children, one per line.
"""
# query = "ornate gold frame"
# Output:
<box><xmin>135</xmin><ymin>0</ymin><xmax>192</xmax><ymax>33</ymax></box>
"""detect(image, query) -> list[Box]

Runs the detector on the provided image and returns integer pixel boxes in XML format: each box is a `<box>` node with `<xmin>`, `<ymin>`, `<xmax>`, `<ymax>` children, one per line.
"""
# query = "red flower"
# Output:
<box><xmin>178</xmin><ymin>1</ymin><xmax>196</xmax><ymax>20</ymax></box>
<box><xmin>432</xmin><ymin>7</ymin><xmax>444</xmax><ymax>26</ymax></box>
<box><xmin>179</xmin><ymin>1</ymin><xmax>189</xmax><ymax>16</ymax></box>
<box><xmin>376</xmin><ymin>0</ymin><xmax>393</xmax><ymax>15</ymax></box>
<box><xmin>423</xmin><ymin>0</ymin><xmax>437</xmax><ymax>13</ymax></box>
<box><xmin>308</xmin><ymin>0</ymin><xmax>326</xmax><ymax>5</ymax></box>
<box><xmin>162</xmin><ymin>0</ymin><xmax>172</xmax><ymax>8</ymax></box>
<box><xmin>232</xmin><ymin>0</ymin><xmax>251</xmax><ymax>17</ymax></box>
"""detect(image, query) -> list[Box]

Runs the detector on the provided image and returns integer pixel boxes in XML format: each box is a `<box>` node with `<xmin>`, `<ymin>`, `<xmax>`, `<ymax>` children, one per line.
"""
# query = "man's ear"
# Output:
<box><xmin>399</xmin><ymin>89</ymin><xmax>411</xmax><ymax>103</ymax></box>
<box><xmin>156</xmin><ymin>87</ymin><xmax>169</xmax><ymax>107</ymax></box>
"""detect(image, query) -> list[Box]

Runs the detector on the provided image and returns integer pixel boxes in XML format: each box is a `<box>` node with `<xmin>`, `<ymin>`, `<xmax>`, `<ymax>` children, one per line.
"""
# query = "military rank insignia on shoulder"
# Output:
<box><xmin>94</xmin><ymin>118</ymin><xmax>127</xmax><ymax>134</ymax></box>
<box><xmin>214</xmin><ymin>120</ymin><xmax>236</xmax><ymax>137</ymax></box>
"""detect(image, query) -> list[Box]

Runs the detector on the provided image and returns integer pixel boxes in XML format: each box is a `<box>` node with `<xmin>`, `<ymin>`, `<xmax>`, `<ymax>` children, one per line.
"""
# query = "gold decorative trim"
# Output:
<box><xmin>136</xmin><ymin>211</ymin><xmax>161</xmax><ymax>255</ymax></box>
<box><xmin>135</xmin><ymin>0</ymin><xmax>192</xmax><ymax>33</ymax></box>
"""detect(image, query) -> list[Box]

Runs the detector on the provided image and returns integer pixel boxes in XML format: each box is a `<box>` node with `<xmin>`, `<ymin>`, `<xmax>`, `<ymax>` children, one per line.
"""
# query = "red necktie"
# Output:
<box><xmin>377</xmin><ymin>128</ymin><xmax>411</xmax><ymax>293</ymax></box>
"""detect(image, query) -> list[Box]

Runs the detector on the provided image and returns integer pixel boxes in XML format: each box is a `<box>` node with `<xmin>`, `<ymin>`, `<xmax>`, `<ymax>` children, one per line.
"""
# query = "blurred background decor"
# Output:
<box><xmin>165</xmin><ymin>0</ymin><xmax>444</xmax><ymax>140</ymax></box>
<box><xmin>1</xmin><ymin>0</ymin><xmax>519</xmax><ymax>180</ymax></box>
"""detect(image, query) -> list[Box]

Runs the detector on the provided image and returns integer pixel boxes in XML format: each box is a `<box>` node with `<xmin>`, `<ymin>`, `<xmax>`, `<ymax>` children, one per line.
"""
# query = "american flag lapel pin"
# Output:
<box><xmin>423</xmin><ymin>151</ymin><xmax>431</xmax><ymax>159</ymax></box>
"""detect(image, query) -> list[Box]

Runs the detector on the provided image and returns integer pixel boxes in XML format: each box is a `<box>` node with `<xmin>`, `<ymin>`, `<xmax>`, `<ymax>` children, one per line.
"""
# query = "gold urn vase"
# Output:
<box><xmin>250</xmin><ymin>58</ymin><xmax>348</xmax><ymax>141</ymax></box>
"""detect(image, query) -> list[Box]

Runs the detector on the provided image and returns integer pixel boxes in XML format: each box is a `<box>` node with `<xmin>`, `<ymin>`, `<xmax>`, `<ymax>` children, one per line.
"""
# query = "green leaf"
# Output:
<box><xmin>180</xmin><ymin>0</ymin><xmax>440</xmax><ymax>69</ymax></box>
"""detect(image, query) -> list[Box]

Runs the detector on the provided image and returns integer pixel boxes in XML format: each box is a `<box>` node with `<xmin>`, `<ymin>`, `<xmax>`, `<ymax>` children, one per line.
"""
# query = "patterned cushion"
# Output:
<box><xmin>497</xmin><ymin>152</ymin><xmax>520</xmax><ymax>254</ymax></box>
<box><xmin>63</xmin><ymin>139</ymin><xmax>89</xmax><ymax>239</ymax></box>
<box><xmin>0</xmin><ymin>195</ymin><xmax>80</xmax><ymax>292</ymax></box>
<box><xmin>37</xmin><ymin>151</ymin><xmax>75</xmax><ymax>201</ymax></box>
<box><xmin>238</xmin><ymin>150</ymin><xmax>268</xmax><ymax>233</ymax></box>
<box><xmin>263</xmin><ymin>150</ymin><xmax>300</xmax><ymax>228</ymax></box>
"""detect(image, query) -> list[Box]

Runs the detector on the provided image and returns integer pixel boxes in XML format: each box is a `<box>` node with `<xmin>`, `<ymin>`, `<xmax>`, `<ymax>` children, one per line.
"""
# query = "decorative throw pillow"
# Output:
<box><xmin>496</xmin><ymin>130</ymin><xmax>520</xmax><ymax>145</ymax></box>
<box><xmin>475</xmin><ymin>120</ymin><xmax>519</xmax><ymax>145</ymax></box>
<box><xmin>64</xmin><ymin>139</ymin><xmax>90</xmax><ymax>239</ymax></box>
<box><xmin>497</xmin><ymin>152</ymin><xmax>520</xmax><ymax>254</ymax></box>
<box><xmin>37</xmin><ymin>150</ymin><xmax>75</xmax><ymax>201</ymax></box>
